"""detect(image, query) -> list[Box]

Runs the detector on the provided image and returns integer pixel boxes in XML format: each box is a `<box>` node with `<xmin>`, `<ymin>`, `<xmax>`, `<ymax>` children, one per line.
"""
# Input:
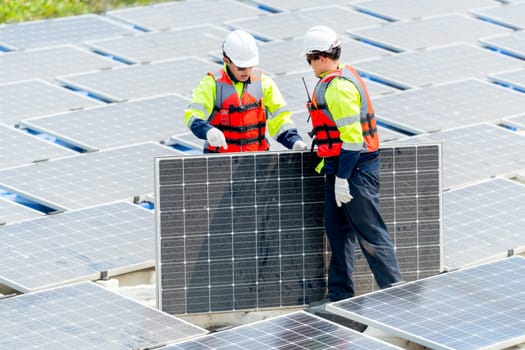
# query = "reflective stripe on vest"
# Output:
<box><xmin>309</xmin><ymin>65</ymin><xmax>379</xmax><ymax>157</ymax></box>
<box><xmin>207</xmin><ymin>69</ymin><xmax>268</xmax><ymax>152</ymax></box>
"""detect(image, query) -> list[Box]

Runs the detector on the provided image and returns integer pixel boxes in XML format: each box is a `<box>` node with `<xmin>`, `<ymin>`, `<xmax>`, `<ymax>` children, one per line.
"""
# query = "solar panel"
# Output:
<box><xmin>471</xmin><ymin>2</ymin><xmax>525</xmax><ymax>30</ymax></box>
<box><xmin>390</xmin><ymin>123</ymin><xmax>525</xmax><ymax>190</ymax></box>
<box><xmin>0</xmin><ymin>45</ymin><xmax>123</xmax><ymax>85</ymax></box>
<box><xmin>209</xmin><ymin>36</ymin><xmax>392</xmax><ymax>77</ymax></box>
<box><xmin>85</xmin><ymin>24</ymin><xmax>230</xmax><ymax>64</ymax></box>
<box><xmin>162</xmin><ymin>311</ymin><xmax>403</xmax><ymax>350</ymax></box>
<box><xmin>0</xmin><ymin>79</ymin><xmax>102</xmax><ymax>126</ymax></box>
<box><xmin>353</xmin><ymin>44</ymin><xmax>524</xmax><ymax>89</ymax></box>
<box><xmin>0</xmin><ymin>124</ymin><xmax>76</xmax><ymax>170</ymax></box>
<box><xmin>57</xmin><ymin>57</ymin><xmax>221</xmax><ymax>102</ymax></box>
<box><xmin>348</xmin><ymin>14</ymin><xmax>511</xmax><ymax>52</ymax></box>
<box><xmin>0</xmin><ymin>281</ymin><xmax>207</xmax><ymax>350</ymax></box>
<box><xmin>155</xmin><ymin>146</ymin><xmax>442</xmax><ymax>315</ymax></box>
<box><xmin>0</xmin><ymin>142</ymin><xmax>183</xmax><ymax>211</ymax></box>
<box><xmin>373</xmin><ymin>79</ymin><xmax>525</xmax><ymax>134</ymax></box>
<box><xmin>18</xmin><ymin>94</ymin><xmax>191</xmax><ymax>152</ymax></box>
<box><xmin>327</xmin><ymin>256</ymin><xmax>525</xmax><ymax>350</ymax></box>
<box><xmin>0</xmin><ymin>201</ymin><xmax>157</xmax><ymax>292</ymax></box>
<box><xmin>225</xmin><ymin>5</ymin><xmax>386</xmax><ymax>41</ymax></box>
<box><xmin>0</xmin><ymin>14</ymin><xmax>136</xmax><ymax>50</ymax></box>
<box><xmin>480</xmin><ymin>31</ymin><xmax>525</xmax><ymax>60</ymax></box>
<box><xmin>489</xmin><ymin>68</ymin><xmax>525</xmax><ymax>92</ymax></box>
<box><xmin>502</xmin><ymin>114</ymin><xmax>525</xmax><ymax>130</ymax></box>
<box><xmin>351</xmin><ymin>0</ymin><xmax>496</xmax><ymax>21</ymax></box>
<box><xmin>106</xmin><ymin>0</ymin><xmax>266</xmax><ymax>31</ymax></box>
<box><xmin>253</xmin><ymin>0</ymin><xmax>351</xmax><ymax>12</ymax></box>
<box><xmin>0</xmin><ymin>197</ymin><xmax>43</xmax><ymax>225</ymax></box>
<box><xmin>443</xmin><ymin>178</ymin><xmax>525</xmax><ymax>271</ymax></box>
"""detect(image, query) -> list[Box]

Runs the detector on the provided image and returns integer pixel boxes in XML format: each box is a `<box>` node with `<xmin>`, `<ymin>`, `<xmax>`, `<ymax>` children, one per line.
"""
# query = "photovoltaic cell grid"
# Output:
<box><xmin>56</xmin><ymin>57</ymin><xmax>221</xmax><ymax>102</ymax></box>
<box><xmin>85</xmin><ymin>24</ymin><xmax>230</xmax><ymax>64</ymax></box>
<box><xmin>443</xmin><ymin>178</ymin><xmax>525</xmax><ymax>271</ymax></box>
<box><xmin>0</xmin><ymin>197</ymin><xmax>43</xmax><ymax>225</ymax></box>
<box><xmin>350</xmin><ymin>0</ymin><xmax>497</xmax><ymax>21</ymax></box>
<box><xmin>390</xmin><ymin>123</ymin><xmax>525</xmax><ymax>190</ymax></box>
<box><xmin>327</xmin><ymin>256</ymin><xmax>525</xmax><ymax>350</ymax></box>
<box><xmin>0</xmin><ymin>45</ymin><xmax>123</xmax><ymax>85</ymax></box>
<box><xmin>106</xmin><ymin>0</ymin><xmax>267</xmax><ymax>31</ymax></box>
<box><xmin>0</xmin><ymin>201</ymin><xmax>156</xmax><ymax>293</ymax></box>
<box><xmin>0</xmin><ymin>142</ymin><xmax>183</xmax><ymax>211</ymax></box>
<box><xmin>489</xmin><ymin>68</ymin><xmax>525</xmax><ymax>92</ymax></box>
<box><xmin>225</xmin><ymin>5</ymin><xmax>386</xmax><ymax>41</ymax></box>
<box><xmin>373</xmin><ymin>79</ymin><xmax>525</xmax><ymax>134</ymax></box>
<box><xmin>18</xmin><ymin>94</ymin><xmax>191</xmax><ymax>152</ymax></box>
<box><xmin>348</xmin><ymin>14</ymin><xmax>512</xmax><ymax>52</ymax></box>
<box><xmin>353</xmin><ymin>44</ymin><xmax>524</xmax><ymax>89</ymax></box>
<box><xmin>480</xmin><ymin>30</ymin><xmax>525</xmax><ymax>60</ymax></box>
<box><xmin>471</xmin><ymin>2</ymin><xmax>525</xmax><ymax>30</ymax></box>
<box><xmin>0</xmin><ymin>124</ymin><xmax>76</xmax><ymax>170</ymax></box>
<box><xmin>0</xmin><ymin>14</ymin><xmax>137</xmax><ymax>50</ymax></box>
<box><xmin>155</xmin><ymin>146</ymin><xmax>441</xmax><ymax>315</ymax></box>
<box><xmin>0</xmin><ymin>79</ymin><xmax>102</xmax><ymax>126</ymax></box>
<box><xmin>162</xmin><ymin>311</ymin><xmax>403</xmax><ymax>350</ymax></box>
<box><xmin>0</xmin><ymin>282</ymin><xmax>207</xmax><ymax>350</ymax></box>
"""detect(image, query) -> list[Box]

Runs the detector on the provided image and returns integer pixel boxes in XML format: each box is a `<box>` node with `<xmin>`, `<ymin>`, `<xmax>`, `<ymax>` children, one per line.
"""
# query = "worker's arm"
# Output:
<box><xmin>262</xmin><ymin>74</ymin><xmax>304</xmax><ymax>149</ymax></box>
<box><xmin>184</xmin><ymin>74</ymin><xmax>217</xmax><ymax>140</ymax></box>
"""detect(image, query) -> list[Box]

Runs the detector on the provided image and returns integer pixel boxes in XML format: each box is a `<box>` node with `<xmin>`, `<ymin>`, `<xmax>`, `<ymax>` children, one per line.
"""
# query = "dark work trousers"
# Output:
<box><xmin>324</xmin><ymin>157</ymin><xmax>402</xmax><ymax>301</ymax></box>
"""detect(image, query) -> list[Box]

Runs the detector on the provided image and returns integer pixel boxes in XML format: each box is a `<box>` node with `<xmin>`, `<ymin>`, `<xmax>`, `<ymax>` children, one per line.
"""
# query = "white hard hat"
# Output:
<box><xmin>303</xmin><ymin>25</ymin><xmax>341</xmax><ymax>54</ymax></box>
<box><xmin>222</xmin><ymin>29</ymin><xmax>259</xmax><ymax>68</ymax></box>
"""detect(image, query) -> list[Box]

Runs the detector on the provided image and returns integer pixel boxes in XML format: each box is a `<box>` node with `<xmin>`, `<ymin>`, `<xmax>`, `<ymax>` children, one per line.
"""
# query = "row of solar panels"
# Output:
<box><xmin>2</xmin><ymin>0</ymin><xmax>525</xmax><ymax>348</ymax></box>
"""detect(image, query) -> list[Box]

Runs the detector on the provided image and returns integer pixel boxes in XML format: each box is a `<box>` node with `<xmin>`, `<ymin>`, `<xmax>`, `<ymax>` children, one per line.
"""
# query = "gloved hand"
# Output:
<box><xmin>292</xmin><ymin>140</ymin><xmax>308</xmax><ymax>151</ymax></box>
<box><xmin>206</xmin><ymin>128</ymin><xmax>227</xmax><ymax>149</ymax></box>
<box><xmin>334</xmin><ymin>176</ymin><xmax>353</xmax><ymax>207</ymax></box>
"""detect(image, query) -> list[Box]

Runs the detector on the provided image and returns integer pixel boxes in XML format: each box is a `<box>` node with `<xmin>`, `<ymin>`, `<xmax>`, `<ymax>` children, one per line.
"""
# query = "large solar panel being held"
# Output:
<box><xmin>0</xmin><ymin>281</ymin><xmax>207</xmax><ymax>350</ymax></box>
<box><xmin>155</xmin><ymin>146</ymin><xmax>441</xmax><ymax>315</ymax></box>
<box><xmin>327</xmin><ymin>256</ymin><xmax>525</xmax><ymax>350</ymax></box>
<box><xmin>0</xmin><ymin>201</ymin><xmax>155</xmax><ymax>293</ymax></box>
<box><xmin>162</xmin><ymin>310</ymin><xmax>403</xmax><ymax>350</ymax></box>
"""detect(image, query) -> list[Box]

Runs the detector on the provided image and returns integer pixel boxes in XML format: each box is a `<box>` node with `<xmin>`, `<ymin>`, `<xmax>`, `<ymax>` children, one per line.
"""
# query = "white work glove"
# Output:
<box><xmin>334</xmin><ymin>176</ymin><xmax>353</xmax><ymax>207</ymax></box>
<box><xmin>206</xmin><ymin>128</ymin><xmax>227</xmax><ymax>149</ymax></box>
<box><xmin>292</xmin><ymin>140</ymin><xmax>308</xmax><ymax>151</ymax></box>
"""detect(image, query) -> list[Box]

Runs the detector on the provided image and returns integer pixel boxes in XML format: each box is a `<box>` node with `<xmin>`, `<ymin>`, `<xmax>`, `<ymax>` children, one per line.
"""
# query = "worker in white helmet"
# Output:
<box><xmin>184</xmin><ymin>29</ymin><xmax>307</xmax><ymax>153</ymax></box>
<box><xmin>303</xmin><ymin>26</ymin><xmax>403</xmax><ymax>305</ymax></box>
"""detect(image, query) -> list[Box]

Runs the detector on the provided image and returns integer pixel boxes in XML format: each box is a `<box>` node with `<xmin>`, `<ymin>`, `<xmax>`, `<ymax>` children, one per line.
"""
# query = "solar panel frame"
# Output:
<box><xmin>0</xmin><ymin>123</ymin><xmax>76</xmax><ymax>170</ymax></box>
<box><xmin>0</xmin><ymin>45</ymin><xmax>123</xmax><ymax>85</ymax></box>
<box><xmin>443</xmin><ymin>177</ymin><xmax>525</xmax><ymax>270</ymax></box>
<box><xmin>162</xmin><ymin>310</ymin><xmax>403</xmax><ymax>349</ymax></box>
<box><xmin>347</xmin><ymin>14</ymin><xmax>512</xmax><ymax>52</ymax></box>
<box><xmin>225</xmin><ymin>5</ymin><xmax>386</xmax><ymax>41</ymax></box>
<box><xmin>18</xmin><ymin>94</ymin><xmax>191</xmax><ymax>152</ymax></box>
<box><xmin>85</xmin><ymin>24</ymin><xmax>230</xmax><ymax>64</ymax></box>
<box><xmin>0</xmin><ymin>281</ymin><xmax>207</xmax><ymax>349</ymax></box>
<box><xmin>0</xmin><ymin>201</ymin><xmax>157</xmax><ymax>293</ymax></box>
<box><xmin>372</xmin><ymin>79</ymin><xmax>525</xmax><ymax>134</ymax></box>
<box><xmin>0</xmin><ymin>14</ymin><xmax>137</xmax><ymax>50</ymax></box>
<box><xmin>0</xmin><ymin>79</ymin><xmax>102</xmax><ymax>126</ymax></box>
<box><xmin>327</xmin><ymin>256</ymin><xmax>525</xmax><ymax>350</ymax></box>
<box><xmin>352</xmin><ymin>43</ymin><xmax>524</xmax><ymax>89</ymax></box>
<box><xmin>56</xmin><ymin>57</ymin><xmax>221</xmax><ymax>102</ymax></box>
<box><xmin>0</xmin><ymin>142</ymin><xmax>184</xmax><ymax>211</ymax></box>
<box><xmin>155</xmin><ymin>145</ymin><xmax>442</xmax><ymax>315</ymax></box>
<box><xmin>106</xmin><ymin>0</ymin><xmax>267</xmax><ymax>31</ymax></box>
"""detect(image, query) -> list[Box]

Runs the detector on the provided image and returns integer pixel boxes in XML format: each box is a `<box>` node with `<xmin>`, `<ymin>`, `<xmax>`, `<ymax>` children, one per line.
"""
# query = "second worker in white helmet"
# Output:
<box><xmin>184</xmin><ymin>29</ymin><xmax>307</xmax><ymax>153</ymax></box>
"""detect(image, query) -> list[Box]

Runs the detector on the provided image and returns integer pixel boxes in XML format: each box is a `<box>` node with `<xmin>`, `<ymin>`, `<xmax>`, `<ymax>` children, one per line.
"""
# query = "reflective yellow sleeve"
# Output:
<box><xmin>261</xmin><ymin>74</ymin><xmax>295</xmax><ymax>139</ymax></box>
<box><xmin>325</xmin><ymin>78</ymin><xmax>364</xmax><ymax>151</ymax></box>
<box><xmin>184</xmin><ymin>74</ymin><xmax>217</xmax><ymax>128</ymax></box>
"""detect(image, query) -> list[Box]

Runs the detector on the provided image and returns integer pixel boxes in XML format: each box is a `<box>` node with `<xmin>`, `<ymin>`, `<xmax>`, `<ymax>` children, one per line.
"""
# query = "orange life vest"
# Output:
<box><xmin>308</xmin><ymin>65</ymin><xmax>379</xmax><ymax>157</ymax></box>
<box><xmin>207</xmin><ymin>69</ymin><xmax>268</xmax><ymax>153</ymax></box>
